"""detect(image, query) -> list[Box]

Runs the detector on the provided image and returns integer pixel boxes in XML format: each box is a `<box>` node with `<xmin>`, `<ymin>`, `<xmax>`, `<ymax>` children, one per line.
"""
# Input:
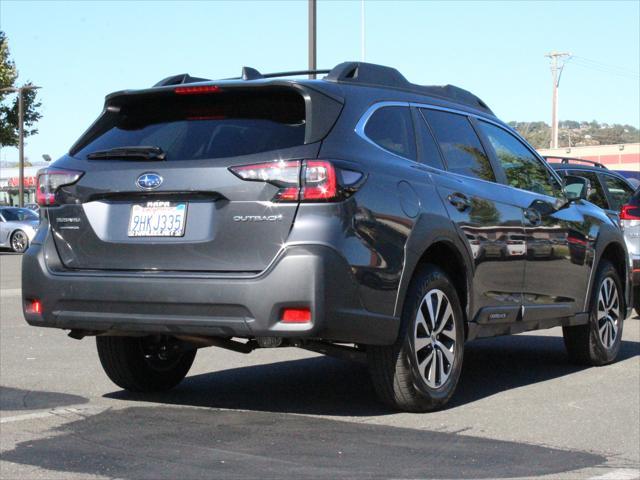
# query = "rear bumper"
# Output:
<box><xmin>22</xmin><ymin>239</ymin><xmax>399</xmax><ymax>345</ymax></box>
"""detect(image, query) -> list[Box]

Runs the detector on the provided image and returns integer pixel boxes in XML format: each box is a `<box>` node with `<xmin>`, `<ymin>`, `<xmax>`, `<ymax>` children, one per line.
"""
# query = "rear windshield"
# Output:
<box><xmin>72</xmin><ymin>89</ymin><xmax>306</xmax><ymax>161</ymax></box>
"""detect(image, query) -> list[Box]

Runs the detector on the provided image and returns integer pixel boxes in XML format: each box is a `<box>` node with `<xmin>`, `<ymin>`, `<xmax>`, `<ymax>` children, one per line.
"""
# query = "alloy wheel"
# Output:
<box><xmin>414</xmin><ymin>289</ymin><xmax>457</xmax><ymax>388</ymax></box>
<box><xmin>597</xmin><ymin>277</ymin><xmax>620</xmax><ymax>349</ymax></box>
<box><xmin>11</xmin><ymin>231</ymin><xmax>28</xmax><ymax>253</ymax></box>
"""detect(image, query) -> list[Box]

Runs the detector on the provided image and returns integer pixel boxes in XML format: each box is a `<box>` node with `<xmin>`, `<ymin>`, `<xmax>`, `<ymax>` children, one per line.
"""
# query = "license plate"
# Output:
<box><xmin>128</xmin><ymin>201</ymin><xmax>187</xmax><ymax>237</ymax></box>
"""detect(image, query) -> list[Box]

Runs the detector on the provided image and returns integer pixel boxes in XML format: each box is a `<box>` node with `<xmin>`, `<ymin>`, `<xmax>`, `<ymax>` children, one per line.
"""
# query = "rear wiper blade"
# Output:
<box><xmin>87</xmin><ymin>146</ymin><xmax>166</xmax><ymax>161</ymax></box>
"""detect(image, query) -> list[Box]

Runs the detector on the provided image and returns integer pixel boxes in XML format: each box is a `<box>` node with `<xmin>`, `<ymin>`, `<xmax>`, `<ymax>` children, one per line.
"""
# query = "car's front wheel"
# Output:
<box><xmin>96</xmin><ymin>336</ymin><xmax>196</xmax><ymax>392</ymax></box>
<box><xmin>367</xmin><ymin>265</ymin><xmax>464</xmax><ymax>412</ymax></box>
<box><xmin>10</xmin><ymin>230</ymin><xmax>29</xmax><ymax>253</ymax></box>
<box><xmin>563</xmin><ymin>260</ymin><xmax>624</xmax><ymax>365</ymax></box>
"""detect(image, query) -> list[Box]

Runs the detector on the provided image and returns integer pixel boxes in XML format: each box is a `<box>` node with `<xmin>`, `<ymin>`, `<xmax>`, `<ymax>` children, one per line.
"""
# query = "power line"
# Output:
<box><xmin>570</xmin><ymin>55</ymin><xmax>640</xmax><ymax>77</ymax></box>
<box><xmin>568</xmin><ymin>58</ymin><xmax>640</xmax><ymax>79</ymax></box>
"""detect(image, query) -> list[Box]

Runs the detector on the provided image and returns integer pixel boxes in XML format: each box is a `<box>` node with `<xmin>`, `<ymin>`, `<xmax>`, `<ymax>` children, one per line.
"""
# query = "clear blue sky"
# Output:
<box><xmin>1</xmin><ymin>0</ymin><xmax>639</xmax><ymax>164</ymax></box>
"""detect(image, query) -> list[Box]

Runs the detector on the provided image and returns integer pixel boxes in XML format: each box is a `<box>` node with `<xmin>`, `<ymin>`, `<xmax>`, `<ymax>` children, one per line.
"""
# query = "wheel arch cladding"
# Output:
<box><xmin>597</xmin><ymin>241</ymin><xmax>628</xmax><ymax>307</ymax></box>
<box><xmin>399</xmin><ymin>239</ymin><xmax>471</xmax><ymax>334</ymax></box>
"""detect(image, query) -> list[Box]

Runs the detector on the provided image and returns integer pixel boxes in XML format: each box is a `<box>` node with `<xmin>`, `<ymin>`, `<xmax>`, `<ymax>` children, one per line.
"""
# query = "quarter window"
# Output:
<box><xmin>421</xmin><ymin>109</ymin><xmax>495</xmax><ymax>182</ymax></box>
<box><xmin>364</xmin><ymin>106</ymin><xmax>416</xmax><ymax>160</ymax></box>
<box><xmin>478</xmin><ymin>121</ymin><xmax>561</xmax><ymax>197</ymax></box>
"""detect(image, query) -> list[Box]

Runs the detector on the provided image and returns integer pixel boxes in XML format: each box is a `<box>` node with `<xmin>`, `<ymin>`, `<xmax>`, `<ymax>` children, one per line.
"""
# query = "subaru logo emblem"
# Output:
<box><xmin>136</xmin><ymin>173</ymin><xmax>163</xmax><ymax>190</ymax></box>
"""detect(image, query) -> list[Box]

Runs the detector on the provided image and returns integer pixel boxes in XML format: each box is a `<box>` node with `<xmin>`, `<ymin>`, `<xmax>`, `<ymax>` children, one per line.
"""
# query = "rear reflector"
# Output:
<box><xmin>26</xmin><ymin>299</ymin><xmax>42</xmax><ymax>314</ymax></box>
<box><xmin>174</xmin><ymin>85</ymin><xmax>221</xmax><ymax>95</ymax></box>
<box><xmin>281</xmin><ymin>307</ymin><xmax>311</xmax><ymax>323</ymax></box>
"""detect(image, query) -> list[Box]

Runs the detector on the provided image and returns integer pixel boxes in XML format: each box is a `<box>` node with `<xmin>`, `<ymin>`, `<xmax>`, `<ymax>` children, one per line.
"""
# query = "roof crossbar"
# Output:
<box><xmin>151</xmin><ymin>61</ymin><xmax>494</xmax><ymax>114</ymax></box>
<box><xmin>545</xmin><ymin>156</ymin><xmax>608</xmax><ymax>169</ymax></box>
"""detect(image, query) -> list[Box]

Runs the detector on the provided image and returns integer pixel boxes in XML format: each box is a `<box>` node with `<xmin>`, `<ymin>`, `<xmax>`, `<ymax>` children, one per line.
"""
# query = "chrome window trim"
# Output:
<box><xmin>355</xmin><ymin>100</ymin><xmax>565</xmax><ymax>191</ymax></box>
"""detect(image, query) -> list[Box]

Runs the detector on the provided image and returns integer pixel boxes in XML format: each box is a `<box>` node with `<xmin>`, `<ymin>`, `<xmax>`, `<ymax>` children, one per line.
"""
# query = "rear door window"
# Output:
<box><xmin>414</xmin><ymin>110</ymin><xmax>445</xmax><ymax>169</ymax></box>
<box><xmin>364</xmin><ymin>106</ymin><xmax>417</xmax><ymax>160</ymax></box>
<box><xmin>72</xmin><ymin>89</ymin><xmax>307</xmax><ymax>161</ymax></box>
<box><xmin>421</xmin><ymin>109</ymin><xmax>495</xmax><ymax>182</ymax></box>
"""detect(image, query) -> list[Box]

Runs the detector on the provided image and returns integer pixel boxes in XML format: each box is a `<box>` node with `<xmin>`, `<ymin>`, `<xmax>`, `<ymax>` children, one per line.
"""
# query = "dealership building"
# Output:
<box><xmin>0</xmin><ymin>166</ymin><xmax>42</xmax><ymax>206</ymax></box>
<box><xmin>538</xmin><ymin>142</ymin><xmax>640</xmax><ymax>172</ymax></box>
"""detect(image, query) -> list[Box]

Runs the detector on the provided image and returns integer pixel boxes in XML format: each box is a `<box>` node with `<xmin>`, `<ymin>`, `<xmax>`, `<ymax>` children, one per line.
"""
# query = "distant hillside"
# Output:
<box><xmin>508</xmin><ymin>120</ymin><xmax>640</xmax><ymax>150</ymax></box>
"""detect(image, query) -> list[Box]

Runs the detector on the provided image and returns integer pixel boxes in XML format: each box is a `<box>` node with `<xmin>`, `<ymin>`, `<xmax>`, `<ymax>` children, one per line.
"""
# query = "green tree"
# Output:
<box><xmin>0</xmin><ymin>31</ymin><xmax>42</xmax><ymax>147</ymax></box>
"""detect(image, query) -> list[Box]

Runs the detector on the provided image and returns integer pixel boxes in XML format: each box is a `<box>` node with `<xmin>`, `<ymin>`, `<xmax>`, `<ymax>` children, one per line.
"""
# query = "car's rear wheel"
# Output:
<box><xmin>367</xmin><ymin>265</ymin><xmax>464</xmax><ymax>412</ymax></box>
<box><xmin>10</xmin><ymin>230</ymin><xmax>29</xmax><ymax>253</ymax></box>
<box><xmin>96</xmin><ymin>336</ymin><xmax>196</xmax><ymax>392</ymax></box>
<box><xmin>563</xmin><ymin>260</ymin><xmax>624</xmax><ymax>365</ymax></box>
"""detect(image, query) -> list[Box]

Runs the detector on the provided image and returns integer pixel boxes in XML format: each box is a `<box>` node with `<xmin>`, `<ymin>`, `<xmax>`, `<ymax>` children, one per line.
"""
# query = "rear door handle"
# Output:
<box><xmin>524</xmin><ymin>208</ymin><xmax>542</xmax><ymax>226</ymax></box>
<box><xmin>447</xmin><ymin>192</ymin><xmax>471</xmax><ymax>212</ymax></box>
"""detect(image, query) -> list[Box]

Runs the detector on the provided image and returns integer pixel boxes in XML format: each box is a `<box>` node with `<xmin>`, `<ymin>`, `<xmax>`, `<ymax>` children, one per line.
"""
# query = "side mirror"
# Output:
<box><xmin>563</xmin><ymin>175</ymin><xmax>591</xmax><ymax>202</ymax></box>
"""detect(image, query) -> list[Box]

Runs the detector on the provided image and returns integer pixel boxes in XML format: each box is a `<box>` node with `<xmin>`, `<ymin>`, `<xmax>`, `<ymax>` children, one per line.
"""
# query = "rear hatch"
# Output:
<box><xmin>47</xmin><ymin>82</ymin><xmax>342</xmax><ymax>272</ymax></box>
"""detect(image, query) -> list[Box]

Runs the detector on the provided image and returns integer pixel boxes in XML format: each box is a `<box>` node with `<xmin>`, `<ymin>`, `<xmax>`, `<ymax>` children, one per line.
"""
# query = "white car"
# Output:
<box><xmin>620</xmin><ymin>189</ymin><xmax>640</xmax><ymax>316</ymax></box>
<box><xmin>0</xmin><ymin>207</ymin><xmax>39</xmax><ymax>253</ymax></box>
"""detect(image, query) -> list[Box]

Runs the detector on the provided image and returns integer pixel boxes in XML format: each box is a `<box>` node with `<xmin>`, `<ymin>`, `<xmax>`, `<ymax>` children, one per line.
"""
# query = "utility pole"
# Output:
<box><xmin>308</xmin><ymin>0</ymin><xmax>317</xmax><ymax>79</ymax></box>
<box><xmin>545</xmin><ymin>51</ymin><xmax>571</xmax><ymax>149</ymax></box>
<box><xmin>0</xmin><ymin>85</ymin><xmax>41</xmax><ymax>207</ymax></box>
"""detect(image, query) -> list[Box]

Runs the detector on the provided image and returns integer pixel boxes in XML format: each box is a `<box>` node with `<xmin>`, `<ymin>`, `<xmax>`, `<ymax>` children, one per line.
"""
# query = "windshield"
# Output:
<box><xmin>1</xmin><ymin>208</ymin><xmax>38</xmax><ymax>221</ymax></box>
<box><xmin>72</xmin><ymin>89</ymin><xmax>306</xmax><ymax>161</ymax></box>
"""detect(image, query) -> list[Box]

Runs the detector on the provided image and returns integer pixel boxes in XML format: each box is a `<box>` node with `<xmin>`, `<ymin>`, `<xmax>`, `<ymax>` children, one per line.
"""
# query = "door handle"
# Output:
<box><xmin>524</xmin><ymin>208</ymin><xmax>542</xmax><ymax>226</ymax></box>
<box><xmin>447</xmin><ymin>192</ymin><xmax>471</xmax><ymax>212</ymax></box>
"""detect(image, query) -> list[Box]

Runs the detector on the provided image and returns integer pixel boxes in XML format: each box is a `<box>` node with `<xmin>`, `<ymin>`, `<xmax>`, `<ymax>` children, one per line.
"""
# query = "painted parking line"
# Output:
<box><xmin>589</xmin><ymin>469</ymin><xmax>640</xmax><ymax>480</ymax></box>
<box><xmin>0</xmin><ymin>406</ymin><xmax>105</xmax><ymax>424</ymax></box>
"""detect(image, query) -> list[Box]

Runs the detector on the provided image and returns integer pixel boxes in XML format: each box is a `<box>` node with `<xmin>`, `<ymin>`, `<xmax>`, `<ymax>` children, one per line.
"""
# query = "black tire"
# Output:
<box><xmin>367</xmin><ymin>265</ymin><xmax>465</xmax><ymax>412</ymax></box>
<box><xmin>563</xmin><ymin>260</ymin><xmax>624</xmax><ymax>366</ymax></box>
<box><xmin>96</xmin><ymin>336</ymin><xmax>196</xmax><ymax>392</ymax></box>
<box><xmin>10</xmin><ymin>230</ymin><xmax>29</xmax><ymax>253</ymax></box>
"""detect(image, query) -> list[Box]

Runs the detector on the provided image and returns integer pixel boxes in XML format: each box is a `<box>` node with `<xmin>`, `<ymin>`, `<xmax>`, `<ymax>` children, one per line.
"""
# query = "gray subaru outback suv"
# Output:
<box><xmin>23</xmin><ymin>62</ymin><xmax>631</xmax><ymax>411</ymax></box>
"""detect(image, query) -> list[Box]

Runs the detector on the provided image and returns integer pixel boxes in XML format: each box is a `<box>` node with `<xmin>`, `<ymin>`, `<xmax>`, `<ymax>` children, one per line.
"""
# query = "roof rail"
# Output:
<box><xmin>545</xmin><ymin>156</ymin><xmax>608</xmax><ymax>169</ymax></box>
<box><xmin>153</xmin><ymin>73</ymin><xmax>211</xmax><ymax>87</ymax></box>
<box><xmin>324</xmin><ymin>62</ymin><xmax>493</xmax><ymax>114</ymax></box>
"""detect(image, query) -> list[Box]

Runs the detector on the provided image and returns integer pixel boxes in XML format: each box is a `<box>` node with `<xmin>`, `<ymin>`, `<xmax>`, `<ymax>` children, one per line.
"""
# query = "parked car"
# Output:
<box><xmin>0</xmin><ymin>207</ymin><xmax>39</xmax><ymax>253</ymax></box>
<box><xmin>549</xmin><ymin>157</ymin><xmax>636</xmax><ymax>223</ymax></box>
<box><xmin>616</xmin><ymin>170</ymin><xmax>640</xmax><ymax>190</ymax></box>
<box><xmin>620</xmin><ymin>189</ymin><xmax>640</xmax><ymax>316</ymax></box>
<box><xmin>24</xmin><ymin>203</ymin><xmax>40</xmax><ymax>214</ymax></box>
<box><xmin>22</xmin><ymin>62</ymin><xmax>631</xmax><ymax>412</ymax></box>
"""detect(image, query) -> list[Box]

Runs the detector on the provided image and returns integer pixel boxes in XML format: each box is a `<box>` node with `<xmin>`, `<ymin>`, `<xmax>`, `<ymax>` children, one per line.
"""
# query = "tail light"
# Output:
<box><xmin>620</xmin><ymin>205</ymin><xmax>640</xmax><ymax>220</ymax></box>
<box><xmin>36</xmin><ymin>168</ymin><xmax>84</xmax><ymax>206</ymax></box>
<box><xmin>229</xmin><ymin>160</ymin><xmax>362</xmax><ymax>202</ymax></box>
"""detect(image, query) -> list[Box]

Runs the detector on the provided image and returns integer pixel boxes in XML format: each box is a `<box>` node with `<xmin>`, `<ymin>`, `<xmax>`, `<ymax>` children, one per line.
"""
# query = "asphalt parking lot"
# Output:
<box><xmin>1</xmin><ymin>252</ymin><xmax>639</xmax><ymax>480</ymax></box>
